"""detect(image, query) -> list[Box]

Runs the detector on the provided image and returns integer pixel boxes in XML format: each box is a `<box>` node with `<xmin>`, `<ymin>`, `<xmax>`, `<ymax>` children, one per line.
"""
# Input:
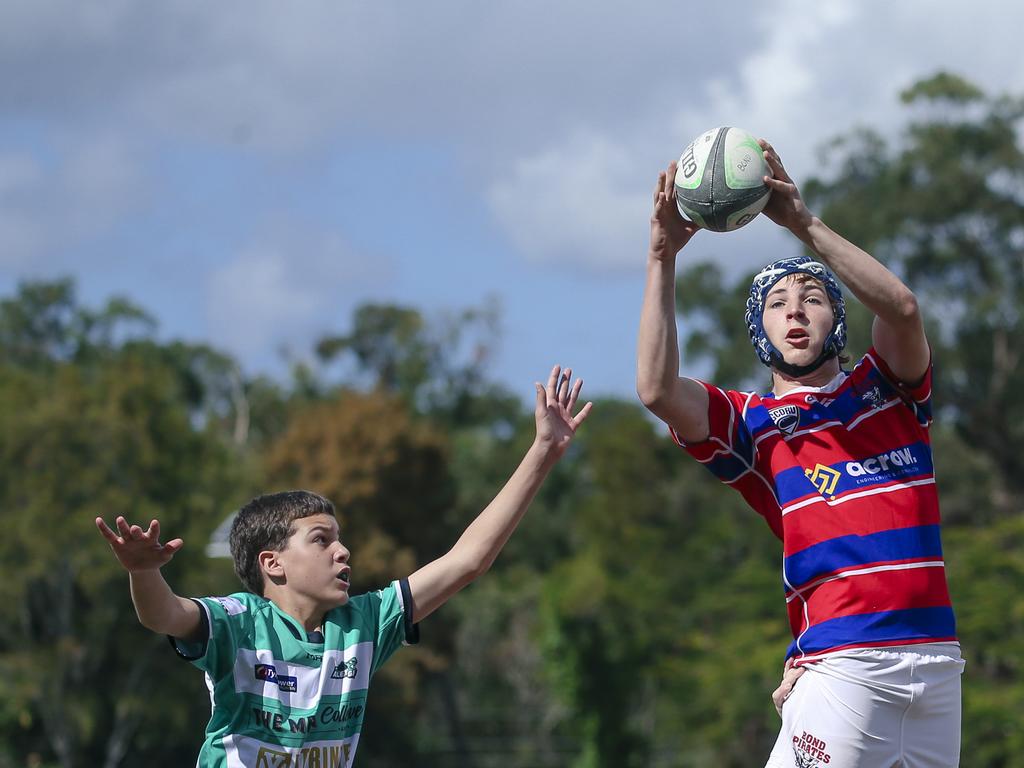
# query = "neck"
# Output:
<box><xmin>264</xmin><ymin>588</ymin><xmax>325</xmax><ymax>633</ymax></box>
<box><xmin>771</xmin><ymin>357</ymin><xmax>842</xmax><ymax>397</ymax></box>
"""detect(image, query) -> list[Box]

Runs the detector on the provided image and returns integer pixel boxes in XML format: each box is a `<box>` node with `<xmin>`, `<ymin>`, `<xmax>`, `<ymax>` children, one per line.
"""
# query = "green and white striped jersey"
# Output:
<box><xmin>172</xmin><ymin>580</ymin><xmax>416</xmax><ymax>767</ymax></box>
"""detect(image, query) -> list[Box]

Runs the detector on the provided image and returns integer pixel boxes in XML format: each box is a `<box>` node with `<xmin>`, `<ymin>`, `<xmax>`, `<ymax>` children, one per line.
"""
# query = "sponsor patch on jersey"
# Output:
<box><xmin>859</xmin><ymin>384</ymin><xmax>884</xmax><ymax>409</ymax></box>
<box><xmin>254</xmin><ymin>664</ymin><xmax>278</xmax><ymax>683</ymax></box>
<box><xmin>275</xmin><ymin>675</ymin><xmax>297</xmax><ymax>693</ymax></box>
<box><xmin>331</xmin><ymin>658</ymin><xmax>358</xmax><ymax>680</ymax></box>
<box><xmin>769</xmin><ymin>404</ymin><xmax>801</xmax><ymax>435</ymax></box>
<box><xmin>805</xmin><ymin>463</ymin><xmax>841</xmax><ymax>496</ymax></box>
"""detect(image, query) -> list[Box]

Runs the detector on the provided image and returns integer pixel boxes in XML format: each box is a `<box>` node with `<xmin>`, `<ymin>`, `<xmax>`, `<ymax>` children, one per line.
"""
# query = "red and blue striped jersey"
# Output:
<box><xmin>674</xmin><ymin>349</ymin><xmax>956</xmax><ymax>663</ymax></box>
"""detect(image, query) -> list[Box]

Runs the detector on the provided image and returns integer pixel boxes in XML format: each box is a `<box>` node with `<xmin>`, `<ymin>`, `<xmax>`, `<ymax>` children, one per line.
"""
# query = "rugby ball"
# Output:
<box><xmin>674</xmin><ymin>126</ymin><xmax>771</xmax><ymax>232</ymax></box>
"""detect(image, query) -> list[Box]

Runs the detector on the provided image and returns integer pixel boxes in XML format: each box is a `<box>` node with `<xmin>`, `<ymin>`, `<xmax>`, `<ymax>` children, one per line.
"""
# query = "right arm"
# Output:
<box><xmin>96</xmin><ymin>516</ymin><xmax>202</xmax><ymax>641</ymax></box>
<box><xmin>636</xmin><ymin>161</ymin><xmax>711</xmax><ymax>443</ymax></box>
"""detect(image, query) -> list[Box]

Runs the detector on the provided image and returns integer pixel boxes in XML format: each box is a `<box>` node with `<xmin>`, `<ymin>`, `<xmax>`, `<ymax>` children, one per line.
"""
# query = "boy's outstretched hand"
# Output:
<box><xmin>96</xmin><ymin>516</ymin><xmax>184</xmax><ymax>572</ymax></box>
<box><xmin>534</xmin><ymin>365</ymin><xmax>593</xmax><ymax>458</ymax></box>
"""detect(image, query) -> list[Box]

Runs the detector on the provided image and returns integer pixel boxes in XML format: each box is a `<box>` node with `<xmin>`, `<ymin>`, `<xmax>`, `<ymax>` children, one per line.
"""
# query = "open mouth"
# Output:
<box><xmin>337</xmin><ymin>570</ymin><xmax>350</xmax><ymax>584</ymax></box>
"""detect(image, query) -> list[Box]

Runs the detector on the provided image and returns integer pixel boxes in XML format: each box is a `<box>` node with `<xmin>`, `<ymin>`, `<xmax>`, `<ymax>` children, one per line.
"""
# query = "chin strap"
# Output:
<box><xmin>770</xmin><ymin>347</ymin><xmax>838</xmax><ymax>378</ymax></box>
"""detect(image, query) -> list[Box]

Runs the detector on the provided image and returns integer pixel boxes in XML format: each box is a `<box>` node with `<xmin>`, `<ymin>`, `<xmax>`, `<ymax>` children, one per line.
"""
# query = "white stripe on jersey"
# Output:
<box><xmin>784</xmin><ymin>560</ymin><xmax>948</xmax><ymax>603</ymax></box>
<box><xmin>223</xmin><ymin>733</ymin><xmax>360</xmax><ymax>768</ymax></box>
<box><xmin>232</xmin><ymin>643</ymin><xmax>374</xmax><ymax>710</ymax></box>
<box><xmin>780</xmin><ymin>477</ymin><xmax>936</xmax><ymax>516</ymax></box>
<box><xmin>847</xmin><ymin>397</ymin><xmax>900</xmax><ymax>431</ymax></box>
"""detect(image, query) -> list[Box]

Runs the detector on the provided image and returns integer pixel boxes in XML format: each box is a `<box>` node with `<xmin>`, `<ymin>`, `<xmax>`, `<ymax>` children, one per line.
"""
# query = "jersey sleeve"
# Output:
<box><xmin>670</xmin><ymin>379</ymin><xmax>757</xmax><ymax>482</ymax></box>
<box><xmin>169</xmin><ymin>594</ymin><xmax>252</xmax><ymax>681</ymax></box>
<box><xmin>866</xmin><ymin>347</ymin><xmax>933</xmax><ymax>427</ymax></box>
<box><xmin>358</xmin><ymin>579</ymin><xmax>419</xmax><ymax>677</ymax></box>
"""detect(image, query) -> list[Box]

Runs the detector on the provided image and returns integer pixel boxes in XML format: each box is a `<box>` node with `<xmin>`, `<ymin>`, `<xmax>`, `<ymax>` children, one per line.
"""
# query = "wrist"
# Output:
<box><xmin>788</xmin><ymin>214</ymin><xmax>821</xmax><ymax>244</ymax></box>
<box><xmin>647</xmin><ymin>249</ymin><xmax>678</xmax><ymax>269</ymax></box>
<box><xmin>529</xmin><ymin>436</ymin><xmax>565</xmax><ymax>465</ymax></box>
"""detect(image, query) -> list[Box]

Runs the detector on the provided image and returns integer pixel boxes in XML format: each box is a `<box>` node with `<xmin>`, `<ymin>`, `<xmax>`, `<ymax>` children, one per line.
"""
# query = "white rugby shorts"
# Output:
<box><xmin>765</xmin><ymin>643</ymin><xmax>965</xmax><ymax>768</ymax></box>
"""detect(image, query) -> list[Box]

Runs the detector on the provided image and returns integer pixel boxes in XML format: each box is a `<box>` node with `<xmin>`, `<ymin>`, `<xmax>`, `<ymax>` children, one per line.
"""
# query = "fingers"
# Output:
<box><xmin>163</xmin><ymin>538</ymin><xmax>185</xmax><ymax>555</ymax></box>
<box><xmin>566</xmin><ymin>376</ymin><xmax>583</xmax><ymax>412</ymax></box>
<box><xmin>772</xmin><ymin>661</ymin><xmax>805</xmax><ymax>717</ymax></box>
<box><xmin>759</xmin><ymin>139</ymin><xmax>790</xmax><ymax>183</ymax></box>
<box><xmin>572</xmin><ymin>400</ymin><xmax>594</xmax><ymax>427</ymax></box>
<box><xmin>653</xmin><ymin>163</ymin><xmax>678</xmax><ymax>206</ymax></box>
<box><xmin>664</xmin><ymin>161</ymin><xmax>677</xmax><ymax>199</ymax></box>
<box><xmin>95</xmin><ymin>517</ymin><xmax>121</xmax><ymax>544</ymax></box>
<box><xmin>653</xmin><ymin>172</ymin><xmax>666</xmax><ymax>204</ymax></box>
<box><xmin>545</xmin><ymin>365</ymin><xmax>561</xmax><ymax>402</ymax></box>
<box><xmin>557</xmin><ymin>367</ymin><xmax>572</xmax><ymax>403</ymax></box>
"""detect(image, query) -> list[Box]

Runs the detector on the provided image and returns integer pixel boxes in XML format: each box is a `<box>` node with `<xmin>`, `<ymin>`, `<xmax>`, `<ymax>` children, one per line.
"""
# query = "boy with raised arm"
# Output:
<box><xmin>637</xmin><ymin>141</ymin><xmax>963</xmax><ymax>767</ymax></box>
<box><xmin>97</xmin><ymin>365</ymin><xmax>591</xmax><ymax>767</ymax></box>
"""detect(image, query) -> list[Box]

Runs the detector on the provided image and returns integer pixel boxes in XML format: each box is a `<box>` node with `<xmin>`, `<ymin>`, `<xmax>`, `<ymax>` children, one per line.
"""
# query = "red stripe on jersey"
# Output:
<box><xmin>782</xmin><ymin>486</ymin><xmax>942</xmax><ymax>555</ymax></box>
<box><xmin>786</xmin><ymin>563</ymin><xmax>953</xmax><ymax>633</ymax></box>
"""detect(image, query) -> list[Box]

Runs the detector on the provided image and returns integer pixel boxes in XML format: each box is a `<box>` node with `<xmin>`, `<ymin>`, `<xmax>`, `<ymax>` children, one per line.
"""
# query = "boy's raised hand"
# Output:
<box><xmin>759</xmin><ymin>138</ymin><xmax>814</xmax><ymax>232</ymax></box>
<box><xmin>650</xmin><ymin>161</ymin><xmax>700</xmax><ymax>261</ymax></box>
<box><xmin>534</xmin><ymin>365</ymin><xmax>593</xmax><ymax>457</ymax></box>
<box><xmin>96</xmin><ymin>516</ymin><xmax>184</xmax><ymax>572</ymax></box>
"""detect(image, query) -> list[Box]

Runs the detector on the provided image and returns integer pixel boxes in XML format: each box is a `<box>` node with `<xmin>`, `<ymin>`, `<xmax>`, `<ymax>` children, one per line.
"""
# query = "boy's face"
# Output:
<box><xmin>269</xmin><ymin>513</ymin><xmax>352</xmax><ymax>609</ymax></box>
<box><xmin>762</xmin><ymin>275</ymin><xmax>835</xmax><ymax>368</ymax></box>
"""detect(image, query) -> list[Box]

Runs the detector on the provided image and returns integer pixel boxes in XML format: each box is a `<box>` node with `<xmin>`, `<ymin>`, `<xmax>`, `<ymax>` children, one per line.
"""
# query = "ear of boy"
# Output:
<box><xmin>259</xmin><ymin>549</ymin><xmax>284</xmax><ymax>581</ymax></box>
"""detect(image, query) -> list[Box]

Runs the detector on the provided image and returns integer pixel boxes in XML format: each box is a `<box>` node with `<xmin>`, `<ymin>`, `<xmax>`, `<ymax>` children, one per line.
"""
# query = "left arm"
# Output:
<box><xmin>759</xmin><ymin>139</ymin><xmax>929</xmax><ymax>384</ymax></box>
<box><xmin>406</xmin><ymin>365</ymin><xmax>592</xmax><ymax>623</ymax></box>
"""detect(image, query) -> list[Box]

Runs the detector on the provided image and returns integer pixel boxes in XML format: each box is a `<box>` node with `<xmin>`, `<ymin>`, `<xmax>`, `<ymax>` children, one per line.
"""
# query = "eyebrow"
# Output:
<box><xmin>306</xmin><ymin>523</ymin><xmax>339</xmax><ymax>536</ymax></box>
<box><xmin>767</xmin><ymin>283</ymin><xmax>826</xmax><ymax>299</ymax></box>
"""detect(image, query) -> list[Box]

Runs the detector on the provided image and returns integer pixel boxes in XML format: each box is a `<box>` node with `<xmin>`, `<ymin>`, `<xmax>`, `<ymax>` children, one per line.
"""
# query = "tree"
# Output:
<box><xmin>0</xmin><ymin>282</ymin><xmax>248</xmax><ymax>767</ymax></box>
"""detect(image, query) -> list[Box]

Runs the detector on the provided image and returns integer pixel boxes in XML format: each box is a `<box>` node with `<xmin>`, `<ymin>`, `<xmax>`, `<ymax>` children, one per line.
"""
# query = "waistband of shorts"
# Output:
<box><xmin>794</xmin><ymin>640</ymin><xmax>962</xmax><ymax>666</ymax></box>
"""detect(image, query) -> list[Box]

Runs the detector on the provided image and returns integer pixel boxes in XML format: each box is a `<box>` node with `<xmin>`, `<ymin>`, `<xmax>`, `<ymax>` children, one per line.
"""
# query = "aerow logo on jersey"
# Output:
<box><xmin>846</xmin><ymin>447</ymin><xmax>919</xmax><ymax>478</ymax></box>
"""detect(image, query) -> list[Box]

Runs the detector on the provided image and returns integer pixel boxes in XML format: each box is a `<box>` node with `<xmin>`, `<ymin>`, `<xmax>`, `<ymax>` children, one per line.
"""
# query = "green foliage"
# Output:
<box><xmin>0</xmin><ymin>281</ymin><xmax>246</xmax><ymax>767</ymax></box>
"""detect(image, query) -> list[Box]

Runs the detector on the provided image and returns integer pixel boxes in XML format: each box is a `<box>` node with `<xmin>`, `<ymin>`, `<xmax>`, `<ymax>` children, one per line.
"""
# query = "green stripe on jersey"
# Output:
<box><xmin>178</xmin><ymin>581</ymin><xmax>410</xmax><ymax>767</ymax></box>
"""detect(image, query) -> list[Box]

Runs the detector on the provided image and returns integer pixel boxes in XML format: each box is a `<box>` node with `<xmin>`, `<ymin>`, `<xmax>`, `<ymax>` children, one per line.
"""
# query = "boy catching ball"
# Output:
<box><xmin>637</xmin><ymin>139</ymin><xmax>963</xmax><ymax>767</ymax></box>
<box><xmin>98</xmin><ymin>365</ymin><xmax>591</xmax><ymax>767</ymax></box>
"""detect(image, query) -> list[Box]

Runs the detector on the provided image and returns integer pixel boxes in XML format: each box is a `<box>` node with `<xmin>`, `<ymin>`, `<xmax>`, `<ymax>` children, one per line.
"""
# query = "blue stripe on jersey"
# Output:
<box><xmin>746</xmin><ymin>402</ymin><xmax>779</xmax><ymax>441</ymax></box>
<box><xmin>702</xmin><ymin>449</ymin><xmax>753</xmax><ymax>483</ymax></box>
<box><xmin>774</xmin><ymin>441</ymin><xmax>934</xmax><ymax>507</ymax></box>
<box><xmin>784</xmin><ymin>525</ymin><xmax>944</xmax><ymax>589</ymax></box>
<box><xmin>786</xmin><ymin>605</ymin><xmax>957</xmax><ymax>657</ymax></box>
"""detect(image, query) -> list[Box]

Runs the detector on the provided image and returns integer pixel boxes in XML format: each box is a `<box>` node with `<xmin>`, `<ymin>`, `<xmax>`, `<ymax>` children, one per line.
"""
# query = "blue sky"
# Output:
<box><xmin>3</xmin><ymin>1</ymin><xmax>1023</xmax><ymax>401</ymax></box>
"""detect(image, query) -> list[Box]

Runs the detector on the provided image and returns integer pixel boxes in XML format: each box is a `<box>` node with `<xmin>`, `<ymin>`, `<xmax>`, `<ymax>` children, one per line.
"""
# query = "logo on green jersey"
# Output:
<box><xmin>330</xmin><ymin>658</ymin><xmax>358</xmax><ymax>680</ymax></box>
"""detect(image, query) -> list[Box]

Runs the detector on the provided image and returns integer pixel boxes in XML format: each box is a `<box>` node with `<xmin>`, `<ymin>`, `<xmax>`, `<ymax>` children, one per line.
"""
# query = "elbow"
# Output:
<box><xmin>894</xmin><ymin>288</ymin><xmax>921</xmax><ymax>324</ymax></box>
<box><xmin>901</xmin><ymin>290</ymin><xmax>925</xmax><ymax>323</ymax></box>
<box><xmin>636</xmin><ymin>376</ymin><xmax>671</xmax><ymax>413</ymax></box>
<box><xmin>451</xmin><ymin>549</ymin><xmax>492</xmax><ymax>586</ymax></box>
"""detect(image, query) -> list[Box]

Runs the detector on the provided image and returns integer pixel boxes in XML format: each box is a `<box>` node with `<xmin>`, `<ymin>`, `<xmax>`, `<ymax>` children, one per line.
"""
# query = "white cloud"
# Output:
<box><xmin>204</xmin><ymin>228</ymin><xmax>388</xmax><ymax>365</ymax></box>
<box><xmin>0</xmin><ymin>138</ymin><xmax>143</xmax><ymax>270</ymax></box>
<box><xmin>489</xmin><ymin>132</ymin><xmax>648</xmax><ymax>270</ymax></box>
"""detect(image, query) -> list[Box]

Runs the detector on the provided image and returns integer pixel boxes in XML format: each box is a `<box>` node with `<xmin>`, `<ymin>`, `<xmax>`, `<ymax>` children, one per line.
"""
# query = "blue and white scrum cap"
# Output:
<box><xmin>744</xmin><ymin>255</ymin><xmax>847</xmax><ymax>373</ymax></box>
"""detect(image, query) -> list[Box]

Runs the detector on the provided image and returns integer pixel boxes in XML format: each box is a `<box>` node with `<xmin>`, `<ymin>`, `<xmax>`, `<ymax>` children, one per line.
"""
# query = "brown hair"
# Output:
<box><xmin>228</xmin><ymin>490</ymin><xmax>337</xmax><ymax>595</ymax></box>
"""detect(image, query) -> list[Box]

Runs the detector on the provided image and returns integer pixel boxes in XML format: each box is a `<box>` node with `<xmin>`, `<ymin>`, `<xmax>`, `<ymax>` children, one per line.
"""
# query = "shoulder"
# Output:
<box><xmin>329</xmin><ymin>583</ymin><xmax>397</xmax><ymax>624</ymax></box>
<box><xmin>195</xmin><ymin>592</ymin><xmax>271</xmax><ymax>630</ymax></box>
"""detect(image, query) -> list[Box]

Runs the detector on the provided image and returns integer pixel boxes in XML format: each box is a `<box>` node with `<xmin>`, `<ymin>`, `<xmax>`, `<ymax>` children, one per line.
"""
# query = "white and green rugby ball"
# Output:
<box><xmin>674</xmin><ymin>126</ymin><xmax>771</xmax><ymax>232</ymax></box>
